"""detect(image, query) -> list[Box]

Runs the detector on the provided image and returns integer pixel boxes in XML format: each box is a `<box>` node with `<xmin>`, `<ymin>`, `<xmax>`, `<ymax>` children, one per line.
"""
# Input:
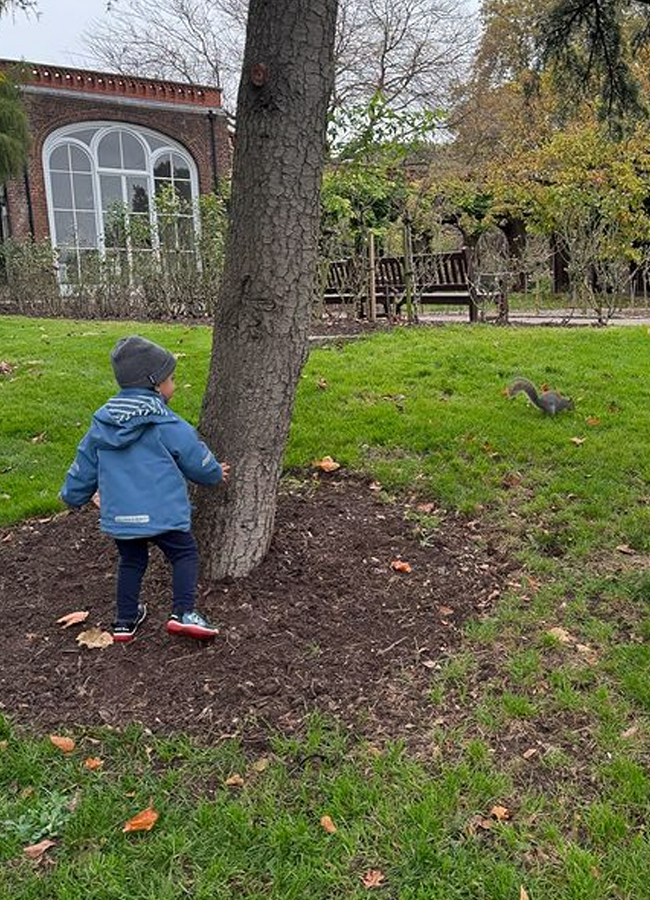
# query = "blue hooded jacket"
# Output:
<box><xmin>60</xmin><ymin>388</ymin><xmax>223</xmax><ymax>538</ymax></box>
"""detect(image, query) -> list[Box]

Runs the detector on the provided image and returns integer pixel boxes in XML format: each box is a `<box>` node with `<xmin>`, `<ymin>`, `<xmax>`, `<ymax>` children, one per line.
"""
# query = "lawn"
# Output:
<box><xmin>1</xmin><ymin>315</ymin><xmax>650</xmax><ymax>899</ymax></box>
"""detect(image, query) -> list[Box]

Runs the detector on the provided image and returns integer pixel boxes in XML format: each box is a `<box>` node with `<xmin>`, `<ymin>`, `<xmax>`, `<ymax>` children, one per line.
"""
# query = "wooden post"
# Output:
<box><xmin>368</xmin><ymin>230</ymin><xmax>377</xmax><ymax>322</ymax></box>
<box><xmin>403</xmin><ymin>218</ymin><xmax>415</xmax><ymax>323</ymax></box>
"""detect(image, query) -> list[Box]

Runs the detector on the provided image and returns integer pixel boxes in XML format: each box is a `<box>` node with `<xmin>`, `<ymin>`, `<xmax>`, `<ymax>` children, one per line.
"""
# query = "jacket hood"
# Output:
<box><xmin>90</xmin><ymin>390</ymin><xmax>174</xmax><ymax>450</ymax></box>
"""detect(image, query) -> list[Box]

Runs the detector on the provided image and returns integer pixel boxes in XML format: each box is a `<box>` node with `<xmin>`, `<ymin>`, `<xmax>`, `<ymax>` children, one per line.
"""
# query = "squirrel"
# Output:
<box><xmin>507</xmin><ymin>378</ymin><xmax>574</xmax><ymax>415</ymax></box>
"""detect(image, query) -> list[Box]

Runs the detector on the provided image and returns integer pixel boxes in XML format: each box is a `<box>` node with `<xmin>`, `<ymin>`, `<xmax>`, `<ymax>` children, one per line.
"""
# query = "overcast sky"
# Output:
<box><xmin>0</xmin><ymin>0</ymin><xmax>110</xmax><ymax>67</ymax></box>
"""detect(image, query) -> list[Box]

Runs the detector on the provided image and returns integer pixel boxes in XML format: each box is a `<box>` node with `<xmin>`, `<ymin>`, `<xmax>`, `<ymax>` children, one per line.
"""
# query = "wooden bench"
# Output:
<box><xmin>323</xmin><ymin>251</ymin><xmax>478</xmax><ymax>321</ymax></box>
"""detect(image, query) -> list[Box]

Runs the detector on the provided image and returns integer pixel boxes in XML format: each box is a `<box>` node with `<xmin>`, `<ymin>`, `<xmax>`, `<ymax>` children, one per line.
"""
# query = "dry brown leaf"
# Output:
<box><xmin>49</xmin><ymin>734</ymin><xmax>76</xmax><ymax>753</ymax></box>
<box><xmin>616</xmin><ymin>544</ymin><xmax>636</xmax><ymax>555</ymax></box>
<box><xmin>252</xmin><ymin>758</ymin><xmax>269</xmax><ymax>773</ymax></box>
<box><xmin>76</xmin><ymin>627</ymin><xmax>113</xmax><ymax>649</ymax></box>
<box><xmin>586</xmin><ymin>416</ymin><xmax>601</xmax><ymax>427</ymax></box>
<box><xmin>84</xmin><ymin>756</ymin><xmax>104</xmax><ymax>771</ymax></box>
<box><xmin>320</xmin><ymin>814</ymin><xmax>337</xmax><ymax>834</ymax></box>
<box><xmin>547</xmin><ymin>626</ymin><xmax>573</xmax><ymax>644</ymax></box>
<box><xmin>362</xmin><ymin>869</ymin><xmax>385</xmax><ymax>889</ymax></box>
<box><xmin>57</xmin><ymin>610</ymin><xmax>90</xmax><ymax>629</ymax></box>
<box><xmin>367</xmin><ymin>745</ymin><xmax>383</xmax><ymax>757</ymax></box>
<box><xmin>317</xmin><ymin>378</ymin><xmax>328</xmax><ymax>390</ymax></box>
<box><xmin>313</xmin><ymin>455</ymin><xmax>341</xmax><ymax>473</ymax></box>
<box><xmin>520</xmin><ymin>887</ymin><xmax>530</xmax><ymax>900</ymax></box>
<box><xmin>490</xmin><ymin>804</ymin><xmax>511</xmax><ymax>821</ymax></box>
<box><xmin>24</xmin><ymin>838</ymin><xmax>56</xmax><ymax>860</ymax></box>
<box><xmin>570</xmin><ymin>436</ymin><xmax>586</xmax><ymax>446</ymax></box>
<box><xmin>522</xmin><ymin>748</ymin><xmax>538</xmax><ymax>760</ymax></box>
<box><xmin>391</xmin><ymin>559</ymin><xmax>412</xmax><ymax>573</ymax></box>
<box><xmin>0</xmin><ymin>740</ymin><xmax>7</xmax><ymax>750</ymax></box>
<box><xmin>439</xmin><ymin>606</ymin><xmax>454</xmax><ymax>617</ymax></box>
<box><xmin>30</xmin><ymin>432</ymin><xmax>47</xmax><ymax>444</ymax></box>
<box><xmin>123</xmin><ymin>804</ymin><xmax>159</xmax><ymax>833</ymax></box>
<box><xmin>225</xmin><ymin>773</ymin><xmax>245</xmax><ymax>787</ymax></box>
<box><xmin>621</xmin><ymin>725</ymin><xmax>638</xmax><ymax>739</ymax></box>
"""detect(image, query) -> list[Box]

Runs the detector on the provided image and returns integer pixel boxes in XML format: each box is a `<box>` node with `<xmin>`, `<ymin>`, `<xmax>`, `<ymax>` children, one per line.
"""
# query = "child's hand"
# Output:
<box><xmin>220</xmin><ymin>462</ymin><xmax>231</xmax><ymax>483</ymax></box>
<box><xmin>91</xmin><ymin>492</ymin><xmax>101</xmax><ymax>509</ymax></box>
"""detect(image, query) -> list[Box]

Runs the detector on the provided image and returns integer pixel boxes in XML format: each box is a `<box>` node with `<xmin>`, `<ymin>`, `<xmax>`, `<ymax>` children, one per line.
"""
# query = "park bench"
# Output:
<box><xmin>323</xmin><ymin>250</ymin><xmax>479</xmax><ymax>322</ymax></box>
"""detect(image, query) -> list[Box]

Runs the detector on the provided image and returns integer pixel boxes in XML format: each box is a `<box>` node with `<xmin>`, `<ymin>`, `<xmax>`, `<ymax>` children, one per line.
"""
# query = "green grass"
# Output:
<box><xmin>3</xmin><ymin>315</ymin><xmax>650</xmax><ymax>898</ymax></box>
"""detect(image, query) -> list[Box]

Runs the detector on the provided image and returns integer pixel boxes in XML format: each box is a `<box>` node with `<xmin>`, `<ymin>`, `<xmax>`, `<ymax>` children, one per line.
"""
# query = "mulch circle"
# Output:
<box><xmin>0</xmin><ymin>474</ymin><xmax>515</xmax><ymax>746</ymax></box>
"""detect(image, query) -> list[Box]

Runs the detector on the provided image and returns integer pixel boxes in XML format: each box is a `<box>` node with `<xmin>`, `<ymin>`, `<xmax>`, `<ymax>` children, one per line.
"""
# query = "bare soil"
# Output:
<box><xmin>0</xmin><ymin>474</ymin><xmax>515</xmax><ymax>746</ymax></box>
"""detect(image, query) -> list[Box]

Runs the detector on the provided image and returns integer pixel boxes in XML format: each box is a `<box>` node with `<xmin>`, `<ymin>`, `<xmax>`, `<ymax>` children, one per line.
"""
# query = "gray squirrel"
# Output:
<box><xmin>508</xmin><ymin>378</ymin><xmax>574</xmax><ymax>415</ymax></box>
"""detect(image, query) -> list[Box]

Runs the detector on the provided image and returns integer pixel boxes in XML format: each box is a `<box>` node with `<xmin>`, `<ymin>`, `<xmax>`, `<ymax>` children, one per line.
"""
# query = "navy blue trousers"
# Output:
<box><xmin>114</xmin><ymin>530</ymin><xmax>199</xmax><ymax>623</ymax></box>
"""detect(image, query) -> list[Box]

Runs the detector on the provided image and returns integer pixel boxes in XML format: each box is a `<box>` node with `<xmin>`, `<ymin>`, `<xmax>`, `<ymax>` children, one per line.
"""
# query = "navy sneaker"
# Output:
<box><xmin>166</xmin><ymin>610</ymin><xmax>219</xmax><ymax>640</ymax></box>
<box><xmin>112</xmin><ymin>603</ymin><xmax>147</xmax><ymax>643</ymax></box>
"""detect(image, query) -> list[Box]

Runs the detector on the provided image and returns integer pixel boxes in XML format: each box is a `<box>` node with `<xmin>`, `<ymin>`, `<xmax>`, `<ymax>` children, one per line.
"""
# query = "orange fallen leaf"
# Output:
<box><xmin>586</xmin><ymin>416</ymin><xmax>601</xmax><ymax>427</ymax></box>
<box><xmin>391</xmin><ymin>559</ymin><xmax>412</xmax><ymax>573</ymax></box>
<box><xmin>490</xmin><ymin>804</ymin><xmax>511</xmax><ymax>821</ymax></box>
<box><xmin>123</xmin><ymin>803</ymin><xmax>159</xmax><ymax>833</ymax></box>
<box><xmin>84</xmin><ymin>756</ymin><xmax>104</xmax><ymax>771</ymax></box>
<box><xmin>24</xmin><ymin>838</ymin><xmax>56</xmax><ymax>860</ymax></box>
<box><xmin>313</xmin><ymin>455</ymin><xmax>341</xmax><ymax>473</ymax></box>
<box><xmin>320</xmin><ymin>814</ymin><xmax>337</xmax><ymax>834</ymax></box>
<box><xmin>362</xmin><ymin>869</ymin><xmax>385</xmax><ymax>889</ymax></box>
<box><xmin>225</xmin><ymin>773</ymin><xmax>245</xmax><ymax>787</ymax></box>
<box><xmin>76</xmin><ymin>627</ymin><xmax>113</xmax><ymax>649</ymax></box>
<box><xmin>49</xmin><ymin>735</ymin><xmax>75</xmax><ymax>753</ymax></box>
<box><xmin>57</xmin><ymin>610</ymin><xmax>90</xmax><ymax>628</ymax></box>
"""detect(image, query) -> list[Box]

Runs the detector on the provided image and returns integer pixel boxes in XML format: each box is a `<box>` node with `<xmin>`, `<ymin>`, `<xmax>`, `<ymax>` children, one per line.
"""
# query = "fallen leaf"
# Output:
<box><xmin>30</xmin><ymin>432</ymin><xmax>47</xmax><ymax>444</ymax></box>
<box><xmin>416</xmin><ymin>502</ymin><xmax>436</xmax><ymax>513</ymax></box>
<box><xmin>76</xmin><ymin>627</ymin><xmax>113</xmax><ymax>649</ymax></box>
<box><xmin>439</xmin><ymin>606</ymin><xmax>454</xmax><ymax>617</ymax></box>
<box><xmin>84</xmin><ymin>756</ymin><xmax>104</xmax><ymax>771</ymax></box>
<box><xmin>1</xmin><ymin>533</ymin><xmax>12</xmax><ymax>543</ymax></box>
<box><xmin>570</xmin><ymin>436</ymin><xmax>586</xmax><ymax>446</ymax></box>
<box><xmin>57</xmin><ymin>610</ymin><xmax>90</xmax><ymax>629</ymax></box>
<box><xmin>252</xmin><ymin>757</ymin><xmax>269</xmax><ymax>773</ymax></box>
<box><xmin>621</xmin><ymin>725</ymin><xmax>638</xmax><ymax>739</ymax></box>
<box><xmin>586</xmin><ymin>416</ymin><xmax>601</xmax><ymax>427</ymax></box>
<box><xmin>369</xmin><ymin>481</ymin><xmax>382</xmax><ymax>491</ymax></box>
<box><xmin>0</xmin><ymin>740</ymin><xmax>7</xmax><ymax>750</ymax></box>
<box><xmin>522</xmin><ymin>748</ymin><xmax>538</xmax><ymax>760</ymax></box>
<box><xmin>320</xmin><ymin>814</ymin><xmax>337</xmax><ymax>834</ymax></box>
<box><xmin>616</xmin><ymin>544</ymin><xmax>636</xmax><ymax>555</ymax></box>
<box><xmin>490</xmin><ymin>804</ymin><xmax>511</xmax><ymax>821</ymax></box>
<box><xmin>547</xmin><ymin>626</ymin><xmax>573</xmax><ymax>644</ymax></box>
<box><xmin>362</xmin><ymin>869</ymin><xmax>385</xmax><ymax>889</ymax></box>
<box><xmin>421</xmin><ymin>659</ymin><xmax>437</xmax><ymax>669</ymax></box>
<box><xmin>391</xmin><ymin>559</ymin><xmax>412</xmax><ymax>573</ymax></box>
<box><xmin>123</xmin><ymin>803</ymin><xmax>159</xmax><ymax>833</ymax></box>
<box><xmin>520</xmin><ymin>887</ymin><xmax>530</xmax><ymax>900</ymax></box>
<box><xmin>367</xmin><ymin>745</ymin><xmax>383</xmax><ymax>757</ymax></box>
<box><xmin>313</xmin><ymin>455</ymin><xmax>341</xmax><ymax>473</ymax></box>
<box><xmin>317</xmin><ymin>378</ymin><xmax>328</xmax><ymax>390</ymax></box>
<box><xmin>225</xmin><ymin>773</ymin><xmax>245</xmax><ymax>787</ymax></box>
<box><xmin>49</xmin><ymin>735</ymin><xmax>76</xmax><ymax>753</ymax></box>
<box><xmin>24</xmin><ymin>839</ymin><xmax>56</xmax><ymax>860</ymax></box>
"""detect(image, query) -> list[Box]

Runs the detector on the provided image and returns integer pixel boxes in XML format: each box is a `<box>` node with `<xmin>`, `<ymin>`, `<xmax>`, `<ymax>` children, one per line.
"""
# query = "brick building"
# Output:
<box><xmin>1</xmin><ymin>59</ymin><xmax>232</xmax><ymax>283</ymax></box>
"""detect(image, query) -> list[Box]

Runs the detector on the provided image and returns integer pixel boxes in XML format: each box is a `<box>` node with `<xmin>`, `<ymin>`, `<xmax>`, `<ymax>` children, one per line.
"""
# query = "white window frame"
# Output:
<box><xmin>42</xmin><ymin>121</ymin><xmax>201</xmax><ymax>282</ymax></box>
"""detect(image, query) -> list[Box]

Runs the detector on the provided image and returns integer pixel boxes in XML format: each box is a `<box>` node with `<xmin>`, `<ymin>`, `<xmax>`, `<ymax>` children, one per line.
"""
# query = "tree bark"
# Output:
<box><xmin>194</xmin><ymin>0</ymin><xmax>339</xmax><ymax>582</ymax></box>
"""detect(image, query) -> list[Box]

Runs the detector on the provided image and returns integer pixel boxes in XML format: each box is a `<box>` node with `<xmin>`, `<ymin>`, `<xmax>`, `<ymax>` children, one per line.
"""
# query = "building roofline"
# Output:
<box><xmin>0</xmin><ymin>58</ymin><xmax>222</xmax><ymax>109</ymax></box>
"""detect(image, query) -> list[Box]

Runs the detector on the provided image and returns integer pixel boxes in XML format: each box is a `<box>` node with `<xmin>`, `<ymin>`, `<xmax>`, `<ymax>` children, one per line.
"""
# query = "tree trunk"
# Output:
<box><xmin>499</xmin><ymin>217</ymin><xmax>527</xmax><ymax>293</ymax></box>
<box><xmin>194</xmin><ymin>0</ymin><xmax>338</xmax><ymax>582</ymax></box>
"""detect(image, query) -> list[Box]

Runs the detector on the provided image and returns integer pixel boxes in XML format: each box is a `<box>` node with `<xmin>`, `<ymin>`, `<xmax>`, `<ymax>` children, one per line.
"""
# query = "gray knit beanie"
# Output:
<box><xmin>110</xmin><ymin>335</ymin><xmax>177</xmax><ymax>389</ymax></box>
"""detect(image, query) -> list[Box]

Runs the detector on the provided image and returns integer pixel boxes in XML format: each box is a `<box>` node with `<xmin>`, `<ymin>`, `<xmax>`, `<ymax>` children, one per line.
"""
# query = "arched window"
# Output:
<box><xmin>43</xmin><ymin>123</ymin><xmax>200</xmax><ymax>283</ymax></box>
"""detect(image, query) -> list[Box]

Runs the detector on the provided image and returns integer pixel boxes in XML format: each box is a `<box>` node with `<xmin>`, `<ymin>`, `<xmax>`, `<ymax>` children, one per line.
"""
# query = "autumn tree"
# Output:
<box><xmin>193</xmin><ymin>0</ymin><xmax>339</xmax><ymax>581</ymax></box>
<box><xmin>84</xmin><ymin>0</ymin><xmax>476</xmax><ymax>114</ymax></box>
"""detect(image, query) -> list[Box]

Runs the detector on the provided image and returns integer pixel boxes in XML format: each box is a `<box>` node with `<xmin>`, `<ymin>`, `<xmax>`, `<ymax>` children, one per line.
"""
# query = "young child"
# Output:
<box><xmin>60</xmin><ymin>335</ymin><xmax>230</xmax><ymax>643</ymax></box>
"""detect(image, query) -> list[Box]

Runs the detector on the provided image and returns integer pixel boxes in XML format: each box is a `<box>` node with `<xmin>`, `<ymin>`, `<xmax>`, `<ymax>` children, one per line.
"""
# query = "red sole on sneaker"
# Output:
<box><xmin>166</xmin><ymin>621</ymin><xmax>218</xmax><ymax>640</ymax></box>
<box><xmin>112</xmin><ymin>633</ymin><xmax>134</xmax><ymax>643</ymax></box>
